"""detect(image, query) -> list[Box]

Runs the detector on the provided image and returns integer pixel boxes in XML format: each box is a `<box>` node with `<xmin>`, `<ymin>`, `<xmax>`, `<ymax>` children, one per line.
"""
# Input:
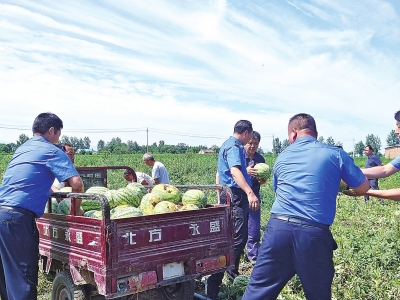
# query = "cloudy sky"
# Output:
<box><xmin>1</xmin><ymin>0</ymin><xmax>399</xmax><ymax>152</ymax></box>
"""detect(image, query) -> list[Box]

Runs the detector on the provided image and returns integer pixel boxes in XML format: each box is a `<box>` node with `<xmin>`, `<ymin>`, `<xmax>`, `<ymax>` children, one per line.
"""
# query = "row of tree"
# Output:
<box><xmin>0</xmin><ymin>131</ymin><xmax>399</xmax><ymax>155</ymax></box>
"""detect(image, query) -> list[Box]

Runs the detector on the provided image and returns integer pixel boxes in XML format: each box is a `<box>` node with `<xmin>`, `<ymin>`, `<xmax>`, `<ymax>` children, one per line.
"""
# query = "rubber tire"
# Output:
<box><xmin>135</xmin><ymin>280</ymin><xmax>195</xmax><ymax>300</ymax></box>
<box><xmin>52</xmin><ymin>270</ymin><xmax>87</xmax><ymax>300</ymax></box>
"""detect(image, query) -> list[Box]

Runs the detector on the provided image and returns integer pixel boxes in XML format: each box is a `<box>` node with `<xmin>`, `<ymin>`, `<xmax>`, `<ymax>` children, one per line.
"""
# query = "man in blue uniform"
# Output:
<box><xmin>206</xmin><ymin>120</ymin><xmax>259</xmax><ymax>300</ymax></box>
<box><xmin>0</xmin><ymin>113</ymin><xmax>84</xmax><ymax>300</ymax></box>
<box><xmin>363</xmin><ymin>145</ymin><xmax>383</xmax><ymax>202</ymax></box>
<box><xmin>242</xmin><ymin>113</ymin><xmax>369</xmax><ymax>300</ymax></box>
<box><xmin>244</xmin><ymin>131</ymin><xmax>266</xmax><ymax>263</ymax></box>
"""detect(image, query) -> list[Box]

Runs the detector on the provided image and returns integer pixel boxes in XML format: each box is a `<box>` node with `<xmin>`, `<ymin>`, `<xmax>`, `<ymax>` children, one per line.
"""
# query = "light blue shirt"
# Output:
<box><xmin>0</xmin><ymin>136</ymin><xmax>78</xmax><ymax>217</ymax></box>
<box><xmin>390</xmin><ymin>155</ymin><xmax>400</xmax><ymax>169</ymax></box>
<box><xmin>271</xmin><ymin>136</ymin><xmax>365</xmax><ymax>225</ymax></box>
<box><xmin>218</xmin><ymin>136</ymin><xmax>251</xmax><ymax>188</ymax></box>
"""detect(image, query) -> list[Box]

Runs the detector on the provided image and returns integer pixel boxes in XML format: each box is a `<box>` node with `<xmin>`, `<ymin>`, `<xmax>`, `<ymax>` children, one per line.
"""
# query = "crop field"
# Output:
<box><xmin>1</xmin><ymin>153</ymin><xmax>400</xmax><ymax>299</ymax></box>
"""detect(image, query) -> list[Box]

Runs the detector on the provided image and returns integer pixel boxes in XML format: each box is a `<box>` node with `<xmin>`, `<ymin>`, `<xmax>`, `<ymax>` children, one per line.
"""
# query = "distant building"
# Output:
<box><xmin>198</xmin><ymin>149</ymin><xmax>215</xmax><ymax>154</ymax></box>
<box><xmin>385</xmin><ymin>146</ymin><xmax>400</xmax><ymax>159</ymax></box>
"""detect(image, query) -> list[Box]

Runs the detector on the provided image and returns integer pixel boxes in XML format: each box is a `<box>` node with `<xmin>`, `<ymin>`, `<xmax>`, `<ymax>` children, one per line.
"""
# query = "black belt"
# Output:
<box><xmin>0</xmin><ymin>205</ymin><xmax>36</xmax><ymax>218</ymax></box>
<box><xmin>271</xmin><ymin>213</ymin><xmax>329</xmax><ymax>229</ymax></box>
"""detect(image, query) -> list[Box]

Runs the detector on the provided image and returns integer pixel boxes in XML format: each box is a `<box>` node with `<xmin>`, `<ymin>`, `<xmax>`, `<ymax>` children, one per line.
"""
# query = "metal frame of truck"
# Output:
<box><xmin>38</xmin><ymin>166</ymin><xmax>234</xmax><ymax>300</ymax></box>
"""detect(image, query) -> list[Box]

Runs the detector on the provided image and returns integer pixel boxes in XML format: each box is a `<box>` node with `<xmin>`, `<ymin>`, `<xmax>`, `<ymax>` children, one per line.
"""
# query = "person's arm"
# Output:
<box><xmin>230</xmin><ymin>166</ymin><xmax>259</xmax><ymax>210</ymax></box>
<box><xmin>216</xmin><ymin>172</ymin><xmax>221</xmax><ymax>203</ymax></box>
<box><xmin>364</xmin><ymin>188</ymin><xmax>400</xmax><ymax>201</ymax></box>
<box><xmin>67</xmin><ymin>175</ymin><xmax>84</xmax><ymax>216</ymax></box>
<box><xmin>362</xmin><ymin>163</ymin><xmax>399</xmax><ymax>179</ymax></box>
<box><xmin>153</xmin><ymin>178</ymin><xmax>160</xmax><ymax>185</ymax></box>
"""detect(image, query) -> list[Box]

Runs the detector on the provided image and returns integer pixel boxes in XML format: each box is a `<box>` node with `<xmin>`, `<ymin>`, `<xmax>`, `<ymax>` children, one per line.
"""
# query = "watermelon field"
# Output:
<box><xmin>1</xmin><ymin>153</ymin><xmax>400</xmax><ymax>299</ymax></box>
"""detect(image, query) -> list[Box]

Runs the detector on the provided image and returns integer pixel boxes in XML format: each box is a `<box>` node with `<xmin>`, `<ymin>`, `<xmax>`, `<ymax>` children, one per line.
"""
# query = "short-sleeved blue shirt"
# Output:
<box><xmin>0</xmin><ymin>136</ymin><xmax>79</xmax><ymax>217</ymax></box>
<box><xmin>245</xmin><ymin>151</ymin><xmax>265</xmax><ymax>198</ymax></box>
<box><xmin>218</xmin><ymin>136</ymin><xmax>251</xmax><ymax>188</ymax></box>
<box><xmin>390</xmin><ymin>155</ymin><xmax>400</xmax><ymax>169</ymax></box>
<box><xmin>271</xmin><ymin>136</ymin><xmax>366</xmax><ymax>225</ymax></box>
<box><xmin>365</xmin><ymin>154</ymin><xmax>382</xmax><ymax>168</ymax></box>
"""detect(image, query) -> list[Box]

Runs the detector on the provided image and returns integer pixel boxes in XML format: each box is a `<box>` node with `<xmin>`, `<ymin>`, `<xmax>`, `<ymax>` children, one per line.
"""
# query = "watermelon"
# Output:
<box><xmin>104</xmin><ymin>190</ymin><xmax>118</xmax><ymax>209</ymax></box>
<box><xmin>57</xmin><ymin>198</ymin><xmax>71</xmax><ymax>214</ymax></box>
<box><xmin>233</xmin><ymin>275</ymin><xmax>250</xmax><ymax>289</ymax></box>
<box><xmin>339</xmin><ymin>180</ymin><xmax>348</xmax><ymax>193</ymax></box>
<box><xmin>153</xmin><ymin>201</ymin><xmax>177</xmax><ymax>214</ymax></box>
<box><xmin>60</xmin><ymin>187</ymin><xmax>72</xmax><ymax>193</ymax></box>
<box><xmin>114</xmin><ymin>187</ymin><xmax>141</xmax><ymax>207</ymax></box>
<box><xmin>253</xmin><ymin>163</ymin><xmax>270</xmax><ymax>181</ymax></box>
<box><xmin>182</xmin><ymin>190</ymin><xmax>207</xmax><ymax>208</ymax></box>
<box><xmin>44</xmin><ymin>198</ymin><xmax>59</xmax><ymax>213</ymax></box>
<box><xmin>81</xmin><ymin>199</ymin><xmax>101</xmax><ymax>212</ymax></box>
<box><xmin>151</xmin><ymin>184</ymin><xmax>181</xmax><ymax>204</ymax></box>
<box><xmin>126</xmin><ymin>182</ymin><xmax>147</xmax><ymax>197</ymax></box>
<box><xmin>111</xmin><ymin>206</ymin><xmax>142</xmax><ymax>219</ymax></box>
<box><xmin>86</xmin><ymin>186</ymin><xmax>109</xmax><ymax>195</ymax></box>
<box><xmin>84</xmin><ymin>210</ymin><xmax>102</xmax><ymax>218</ymax></box>
<box><xmin>178</xmin><ymin>204</ymin><xmax>199</xmax><ymax>211</ymax></box>
<box><xmin>140</xmin><ymin>193</ymin><xmax>163</xmax><ymax>215</ymax></box>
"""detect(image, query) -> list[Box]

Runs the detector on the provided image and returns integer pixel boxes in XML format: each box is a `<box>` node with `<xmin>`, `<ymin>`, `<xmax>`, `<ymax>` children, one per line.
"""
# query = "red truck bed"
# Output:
<box><xmin>38</xmin><ymin>184</ymin><xmax>234</xmax><ymax>299</ymax></box>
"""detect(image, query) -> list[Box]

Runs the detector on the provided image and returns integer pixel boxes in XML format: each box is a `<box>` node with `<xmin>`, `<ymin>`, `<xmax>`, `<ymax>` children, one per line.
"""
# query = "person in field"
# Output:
<box><xmin>123</xmin><ymin>169</ymin><xmax>153</xmax><ymax>186</ymax></box>
<box><xmin>142</xmin><ymin>152</ymin><xmax>170</xmax><ymax>184</ymax></box>
<box><xmin>363</xmin><ymin>144</ymin><xmax>383</xmax><ymax>202</ymax></box>
<box><xmin>345</xmin><ymin>110</ymin><xmax>400</xmax><ymax>201</ymax></box>
<box><xmin>52</xmin><ymin>143</ymin><xmax>76</xmax><ymax>191</ymax></box>
<box><xmin>0</xmin><ymin>113</ymin><xmax>84</xmax><ymax>300</ymax></box>
<box><xmin>206</xmin><ymin>120</ymin><xmax>259</xmax><ymax>300</ymax></box>
<box><xmin>243</xmin><ymin>113</ymin><xmax>369</xmax><ymax>300</ymax></box>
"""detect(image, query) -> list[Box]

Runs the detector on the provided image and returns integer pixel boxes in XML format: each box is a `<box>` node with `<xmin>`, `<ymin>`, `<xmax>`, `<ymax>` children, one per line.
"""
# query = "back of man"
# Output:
<box><xmin>152</xmin><ymin>161</ymin><xmax>170</xmax><ymax>184</ymax></box>
<box><xmin>243</xmin><ymin>113</ymin><xmax>369</xmax><ymax>300</ymax></box>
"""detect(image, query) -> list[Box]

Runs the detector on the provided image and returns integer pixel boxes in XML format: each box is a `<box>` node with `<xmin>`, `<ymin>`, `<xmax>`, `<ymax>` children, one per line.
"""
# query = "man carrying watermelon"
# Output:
<box><xmin>244</xmin><ymin>131</ymin><xmax>267</xmax><ymax>264</ymax></box>
<box><xmin>142</xmin><ymin>152</ymin><xmax>170</xmax><ymax>184</ymax></box>
<box><xmin>206</xmin><ymin>120</ymin><xmax>259</xmax><ymax>300</ymax></box>
<box><xmin>0</xmin><ymin>113</ymin><xmax>84</xmax><ymax>300</ymax></box>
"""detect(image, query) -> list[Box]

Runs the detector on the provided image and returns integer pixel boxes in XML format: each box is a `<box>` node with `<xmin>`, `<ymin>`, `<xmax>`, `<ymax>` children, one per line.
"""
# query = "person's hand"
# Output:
<box><xmin>343</xmin><ymin>189</ymin><xmax>363</xmax><ymax>197</ymax></box>
<box><xmin>258</xmin><ymin>178</ymin><xmax>267</xmax><ymax>185</ymax></box>
<box><xmin>247</xmin><ymin>164</ymin><xmax>258</xmax><ymax>177</ymax></box>
<box><xmin>248</xmin><ymin>193</ymin><xmax>259</xmax><ymax>210</ymax></box>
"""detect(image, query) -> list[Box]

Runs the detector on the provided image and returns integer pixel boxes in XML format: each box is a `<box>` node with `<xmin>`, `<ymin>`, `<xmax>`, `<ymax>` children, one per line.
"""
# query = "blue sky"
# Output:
<box><xmin>1</xmin><ymin>0</ymin><xmax>399</xmax><ymax>152</ymax></box>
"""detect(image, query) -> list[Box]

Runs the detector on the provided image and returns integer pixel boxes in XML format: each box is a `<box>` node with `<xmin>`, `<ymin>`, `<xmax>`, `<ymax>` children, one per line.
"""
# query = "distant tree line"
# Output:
<box><xmin>271</xmin><ymin>136</ymin><xmax>344</xmax><ymax>155</ymax></box>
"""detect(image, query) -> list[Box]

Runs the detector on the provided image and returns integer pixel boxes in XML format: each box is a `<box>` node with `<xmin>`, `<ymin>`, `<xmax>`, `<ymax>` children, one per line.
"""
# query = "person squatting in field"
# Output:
<box><xmin>242</xmin><ymin>113</ymin><xmax>369</xmax><ymax>300</ymax></box>
<box><xmin>345</xmin><ymin>110</ymin><xmax>400</xmax><ymax>201</ymax></box>
<box><xmin>142</xmin><ymin>152</ymin><xmax>170</xmax><ymax>184</ymax></box>
<box><xmin>207</xmin><ymin>120</ymin><xmax>259</xmax><ymax>300</ymax></box>
<box><xmin>0</xmin><ymin>113</ymin><xmax>84</xmax><ymax>300</ymax></box>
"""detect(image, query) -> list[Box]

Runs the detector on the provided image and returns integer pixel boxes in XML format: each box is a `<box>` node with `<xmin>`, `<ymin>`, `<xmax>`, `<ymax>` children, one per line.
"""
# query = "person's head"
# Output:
<box><xmin>394</xmin><ymin>110</ymin><xmax>400</xmax><ymax>132</ymax></box>
<box><xmin>32</xmin><ymin>112</ymin><xmax>63</xmax><ymax>144</ymax></box>
<box><xmin>245</xmin><ymin>131</ymin><xmax>261</xmax><ymax>157</ymax></box>
<box><xmin>288</xmin><ymin>113</ymin><xmax>318</xmax><ymax>144</ymax></box>
<box><xmin>143</xmin><ymin>152</ymin><xmax>155</xmax><ymax>166</ymax></box>
<box><xmin>61</xmin><ymin>143</ymin><xmax>75</xmax><ymax>163</ymax></box>
<box><xmin>123</xmin><ymin>169</ymin><xmax>135</xmax><ymax>182</ymax></box>
<box><xmin>233</xmin><ymin>120</ymin><xmax>253</xmax><ymax>145</ymax></box>
<box><xmin>364</xmin><ymin>145</ymin><xmax>374</xmax><ymax>156</ymax></box>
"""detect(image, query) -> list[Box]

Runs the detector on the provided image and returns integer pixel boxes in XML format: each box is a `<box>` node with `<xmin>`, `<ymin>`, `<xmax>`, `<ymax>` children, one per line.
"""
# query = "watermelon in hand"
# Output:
<box><xmin>253</xmin><ymin>163</ymin><xmax>270</xmax><ymax>181</ymax></box>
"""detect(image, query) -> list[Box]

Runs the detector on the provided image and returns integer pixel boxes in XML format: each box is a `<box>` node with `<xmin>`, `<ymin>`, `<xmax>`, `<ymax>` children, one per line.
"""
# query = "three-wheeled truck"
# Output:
<box><xmin>38</xmin><ymin>166</ymin><xmax>234</xmax><ymax>299</ymax></box>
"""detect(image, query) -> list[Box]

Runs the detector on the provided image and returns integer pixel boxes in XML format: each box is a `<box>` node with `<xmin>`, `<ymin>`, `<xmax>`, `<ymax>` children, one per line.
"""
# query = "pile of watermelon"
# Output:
<box><xmin>52</xmin><ymin>183</ymin><xmax>208</xmax><ymax>219</ymax></box>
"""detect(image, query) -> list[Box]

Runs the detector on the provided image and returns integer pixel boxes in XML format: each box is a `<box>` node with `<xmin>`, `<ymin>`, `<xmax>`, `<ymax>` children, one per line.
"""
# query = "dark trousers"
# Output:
<box><xmin>365</xmin><ymin>179</ymin><xmax>380</xmax><ymax>202</ymax></box>
<box><xmin>0</xmin><ymin>206</ymin><xmax>39</xmax><ymax>300</ymax></box>
<box><xmin>242</xmin><ymin>215</ymin><xmax>337</xmax><ymax>300</ymax></box>
<box><xmin>247</xmin><ymin>197</ymin><xmax>261</xmax><ymax>262</ymax></box>
<box><xmin>206</xmin><ymin>188</ymin><xmax>249</xmax><ymax>299</ymax></box>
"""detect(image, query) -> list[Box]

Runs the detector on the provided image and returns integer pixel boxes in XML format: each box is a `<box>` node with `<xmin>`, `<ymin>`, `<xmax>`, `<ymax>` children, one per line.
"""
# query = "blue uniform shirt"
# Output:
<box><xmin>390</xmin><ymin>155</ymin><xmax>400</xmax><ymax>169</ymax></box>
<box><xmin>0</xmin><ymin>136</ymin><xmax>79</xmax><ymax>217</ymax></box>
<box><xmin>365</xmin><ymin>154</ymin><xmax>382</xmax><ymax>168</ymax></box>
<box><xmin>271</xmin><ymin>136</ymin><xmax>365</xmax><ymax>225</ymax></box>
<box><xmin>218</xmin><ymin>136</ymin><xmax>251</xmax><ymax>188</ymax></box>
<box><xmin>245</xmin><ymin>151</ymin><xmax>265</xmax><ymax>198</ymax></box>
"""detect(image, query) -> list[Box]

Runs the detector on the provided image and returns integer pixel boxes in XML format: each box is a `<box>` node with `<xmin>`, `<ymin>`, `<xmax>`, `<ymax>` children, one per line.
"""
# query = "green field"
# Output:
<box><xmin>1</xmin><ymin>153</ymin><xmax>400</xmax><ymax>299</ymax></box>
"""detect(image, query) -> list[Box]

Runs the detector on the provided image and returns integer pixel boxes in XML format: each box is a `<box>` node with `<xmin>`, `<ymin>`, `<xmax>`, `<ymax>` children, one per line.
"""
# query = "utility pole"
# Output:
<box><xmin>146</xmin><ymin>128</ymin><xmax>149</xmax><ymax>153</ymax></box>
<box><xmin>352</xmin><ymin>138</ymin><xmax>355</xmax><ymax>157</ymax></box>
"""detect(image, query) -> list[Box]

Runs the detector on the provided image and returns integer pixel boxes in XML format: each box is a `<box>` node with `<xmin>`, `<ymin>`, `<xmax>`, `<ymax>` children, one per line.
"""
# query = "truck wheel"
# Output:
<box><xmin>52</xmin><ymin>270</ymin><xmax>87</xmax><ymax>300</ymax></box>
<box><xmin>134</xmin><ymin>280</ymin><xmax>195</xmax><ymax>300</ymax></box>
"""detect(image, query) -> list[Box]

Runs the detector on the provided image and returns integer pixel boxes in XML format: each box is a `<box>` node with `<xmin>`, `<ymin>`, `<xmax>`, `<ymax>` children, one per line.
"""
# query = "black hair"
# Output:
<box><xmin>32</xmin><ymin>112</ymin><xmax>63</xmax><ymax>134</ymax></box>
<box><xmin>234</xmin><ymin>120</ymin><xmax>253</xmax><ymax>134</ymax></box>
<box><xmin>252</xmin><ymin>131</ymin><xmax>261</xmax><ymax>141</ymax></box>
<box><xmin>394</xmin><ymin>110</ymin><xmax>400</xmax><ymax>122</ymax></box>
<box><xmin>365</xmin><ymin>144</ymin><xmax>373</xmax><ymax>151</ymax></box>
<box><xmin>288</xmin><ymin>113</ymin><xmax>318</xmax><ymax>136</ymax></box>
